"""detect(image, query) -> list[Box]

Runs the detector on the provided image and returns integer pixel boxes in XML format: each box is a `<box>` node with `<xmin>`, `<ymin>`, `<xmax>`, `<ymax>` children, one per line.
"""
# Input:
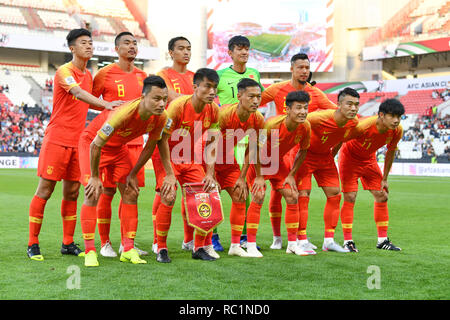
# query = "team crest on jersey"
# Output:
<box><xmin>204</xmin><ymin>117</ymin><xmax>211</xmax><ymax>128</ymax></box>
<box><xmin>295</xmin><ymin>134</ymin><xmax>302</xmax><ymax>144</ymax></box>
<box><xmin>146</xmin><ymin>123</ymin><xmax>154</xmax><ymax>133</ymax></box>
<box><xmin>385</xmin><ymin>137</ymin><xmax>392</xmax><ymax>144</ymax></box>
<box><xmin>46</xmin><ymin>166</ymin><xmax>53</xmax><ymax>175</ymax></box>
<box><xmin>101</xmin><ymin>123</ymin><xmax>114</xmax><ymax>137</ymax></box>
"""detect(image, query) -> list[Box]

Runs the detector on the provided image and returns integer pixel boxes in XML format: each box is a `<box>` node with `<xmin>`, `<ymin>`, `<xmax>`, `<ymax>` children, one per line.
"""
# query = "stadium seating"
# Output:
<box><xmin>399</xmin><ymin>89</ymin><xmax>445</xmax><ymax>115</ymax></box>
<box><xmin>365</xmin><ymin>0</ymin><xmax>449</xmax><ymax>46</ymax></box>
<box><xmin>76</xmin><ymin>0</ymin><xmax>134</xmax><ymax>19</ymax></box>
<box><xmin>0</xmin><ymin>5</ymin><xmax>27</xmax><ymax>25</ymax></box>
<box><xmin>0</xmin><ymin>68</ymin><xmax>36</xmax><ymax>106</ymax></box>
<box><xmin>36</xmin><ymin>10</ymin><xmax>80</xmax><ymax>30</ymax></box>
<box><xmin>0</xmin><ymin>0</ymin><xmax>67</xmax><ymax>12</ymax></box>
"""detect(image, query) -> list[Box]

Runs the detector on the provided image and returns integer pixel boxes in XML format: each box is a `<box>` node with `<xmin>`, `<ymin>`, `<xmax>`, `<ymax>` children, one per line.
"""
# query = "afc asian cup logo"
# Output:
<box><xmin>197</xmin><ymin>203</ymin><xmax>212</xmax><ymax>218</ymax></box>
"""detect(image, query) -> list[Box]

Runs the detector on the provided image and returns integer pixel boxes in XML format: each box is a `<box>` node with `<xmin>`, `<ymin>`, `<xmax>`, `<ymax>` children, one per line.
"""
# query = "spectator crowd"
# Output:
<box><xmin>0</xmin><ymin>101</ymin><xmax>51</xmax><ymax>155</ymax></box>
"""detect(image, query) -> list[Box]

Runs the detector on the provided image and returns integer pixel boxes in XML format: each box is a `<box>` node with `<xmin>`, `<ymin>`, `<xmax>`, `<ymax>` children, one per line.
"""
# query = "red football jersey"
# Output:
<box><xmin>46</xmin><ymin>61</ymin><xmax>93</xmax><ymax>147</ymax></box>
<box><xmin>217</xmin><ymin>103</ymin><xmax>265</xmax><ymax>164</ymax></box>
<box><xmin>260</xmin><ymin>115</ymin><xmax>311</xmax><ymax>163</ymax></box>
<box><xmin>157</xmin><ymin>67</ymin><xmax>194</xmax><ymax>95</ymax></box>
<box><xmin>164</xmin><ymin>95</ymin><xmax>220</xmax><ymax>163</ymax></box>
<box><xmin>84</xmin><ymin>98</ymin><xmax>167</xmax><ymax>148</ymax></box>
<box><xmin>261</xmin><ymin>80</ymin><xmax>337</xmax><ymax>115</ymax></box>
<box><xmin>307</xmin><ymin>109</ymin><xmax>360</xmax><ymax>155</ymax></box>
<box><xmin>341</xmin><ymin>116</ymin><xmax>403</xmax><ymax>162</ymax></box>
<box><xmin>92</xmin><ymin>63</ymin><xmax>147</xmax><ymax>146</ymax></box>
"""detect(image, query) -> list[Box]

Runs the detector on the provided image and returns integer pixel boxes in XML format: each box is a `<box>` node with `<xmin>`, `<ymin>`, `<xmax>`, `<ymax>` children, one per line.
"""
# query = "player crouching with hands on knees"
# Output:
<box><xmin>78</xmin><ymin>76</ymin><xmax>175</xmax><ymax>267</ymax></box>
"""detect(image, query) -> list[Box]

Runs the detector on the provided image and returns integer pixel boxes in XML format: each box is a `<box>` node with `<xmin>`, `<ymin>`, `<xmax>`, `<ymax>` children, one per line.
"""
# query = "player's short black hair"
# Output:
<box><xmin>228</xmin><ymin>35</ymin><xmax>250</xmax><ymax>51</ymax></box>
<box><xmin>168</xmin><ymin>36</ymin><xmax>191</xmax><ymax>51</ymax></box>
<box><xmin>378</xmin><ymin>98</ymin><xmax>405</xmax><ymax>116</ymax></box>
<box><xmin>338</xmin><ymin>87</ymin><xmax>360</xmax><ymax>102</ymax></box>
<box><xmin>115</xmin><ymin>31</ymin><xmax>135</xmax><ymax>46</ymax></box>
<box><xmin>237</xmin><ymin>78</ymin><xmax>260</xmax><ymax>92</ymax></box>
<box><xmin>142</xmin><ymin>75</ymin><xmax>167</xmax><ymax>95</ymax></box>
<box><xmin>193</xmin><ymin>68</ymin><xmax>219</xmax><ymax>86</ymax></box>
<box><xmin>66</xmin><ymin>28</ymin><xmax>91</xmax><ymax>47</ymax></box>
<box><xmin>286</xmin><ymin>90</ymin><xmax>310</xmax><ymax>107</ymax></box>
<box><xmin>291</xmin><ymin>53</ymin><xmax>309</xmax><ymax>64</ymax></box>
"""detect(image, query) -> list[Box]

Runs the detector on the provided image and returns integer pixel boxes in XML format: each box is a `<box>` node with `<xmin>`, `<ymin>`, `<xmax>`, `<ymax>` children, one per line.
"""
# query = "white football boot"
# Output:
<box><xmin>270</xmin><ymin>236</ymin><xmax>283</xmax><ymax>249</ymax></box>
<box><xmin>228</xmin><ymin>243</ymin><xmax>250</xmax><ymax>257</ymax></box>
<box><xmin>100</xmin><ymin>241</ymin><xmax>117</xmax><ymax>258</ymax></box>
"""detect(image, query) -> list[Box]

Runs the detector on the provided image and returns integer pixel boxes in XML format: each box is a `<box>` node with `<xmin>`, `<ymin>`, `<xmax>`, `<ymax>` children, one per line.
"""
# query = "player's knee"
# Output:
<box><xmin>252</xmin><ymin>191</ymin><xmax>265</xmax><ymax>204</ymax></box>
<box><xmin>161</xmin><ymin>191</ymin><xmax>176</xmax><ymax>206</ymax></box>
<box><xmin>343</xmin><ymin>192</ymin><xmax>357</xmax><ymax>203</ymax></box>
<box><xmin>283</xmin><ymin>193</ymin><xmax>298</xmax><ymax>205</ymax></box>
<box><xmin>103</xmin><ymin>187</ymin><xmax>117</xmax><ymax>197</ymax></box>
<box><xmin>373</xmin><ymin>191</ymin><xmax>388</xmax><ymax>203</ymax></box>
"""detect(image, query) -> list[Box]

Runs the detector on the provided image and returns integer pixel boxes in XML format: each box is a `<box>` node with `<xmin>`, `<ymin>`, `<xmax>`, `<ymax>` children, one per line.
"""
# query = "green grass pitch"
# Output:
<box><xmin>248</xmin><ymin>33</ymin><xmax>292</xmax><ymax>57</ymax></box>
<box><xmin>0</xmin><ymin>169</ymin><xmax>449</xmax><ymax>300</ymax></box>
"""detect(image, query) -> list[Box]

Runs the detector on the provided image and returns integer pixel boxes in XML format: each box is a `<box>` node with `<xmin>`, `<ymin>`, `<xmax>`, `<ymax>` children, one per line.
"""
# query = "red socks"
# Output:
<box><xmin>297</xmin><ymin>196</ymin><xmax>309</xmax><ymax>241</ymax></box>
<box><xmin>340</xmin><ymin>201</ymin><xmax>355</xmax><ymax>241</ymax></box>
<box><xmin>28</xmin><ymin>195</ymin><xmax>47</xmax><ymax>246</ymax></box>
<box><xmin>156</xmin><ymin>202</ymin><xmax>173</xmax><ymax>251</ymax></box>
<box><xmin>324</xmin><ymin>194</ymin><xmax>341</xmax><ymax>238</ymax></box>
<box><xmin>152</xmin><ymin>193</ymin><xmax>161</xmax><ymax>245</ymax></box>
<box><xmin>96</xmin><ymin>193</ymin><xmax>113</xmax><ymax>246</ymax></box>
<box><xmin>80</xmin><ymin>204</ymin><xmax>97</xmax><ymax>253</ymax></box>
<box><xmin>285</xmin><ymin>203</ymin><xmax>299</xmax><ymax>242</ymax></box>
<box><xmin>230</xmin><ymin>202</ymin><xmax>246</xmax><ymax>244</ymax></box>
<box><xmin>246</xmin><ymin>202</ymin><xmax>262</xmax><ymax>243</ymax></box>
<box><xmin>120</xmin><ymin>203</ymin><xmax>138</xmax><ymax>252</ymax></box>
<box><xmin>269</xmin><ymin>189</ymin><xmax>282</xmax><ymax>237</ymax></box>
<box><xmin>374</xmin><ymin>201</ymin><xmax>389</xmax><ymax>238</ymax></box>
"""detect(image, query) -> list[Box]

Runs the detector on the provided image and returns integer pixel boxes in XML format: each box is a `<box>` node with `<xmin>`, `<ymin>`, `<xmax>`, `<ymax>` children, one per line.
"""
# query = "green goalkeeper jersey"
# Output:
<box><xmin>216</xmin><ymin>66</ymin><xmax>263</xmax><ymax>105</ymax></box>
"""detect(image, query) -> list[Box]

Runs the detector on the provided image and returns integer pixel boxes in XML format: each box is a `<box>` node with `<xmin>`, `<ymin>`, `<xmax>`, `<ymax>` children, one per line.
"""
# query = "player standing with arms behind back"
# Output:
<box><xmin>27</xmin><ymin>29</ymin><xmax>122</xmax><ymax>261</ymax></box>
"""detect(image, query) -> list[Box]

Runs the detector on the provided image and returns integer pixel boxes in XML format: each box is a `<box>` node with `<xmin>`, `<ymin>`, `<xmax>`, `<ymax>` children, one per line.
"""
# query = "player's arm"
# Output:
<box><xmin>85</xmin><ymin>134</ymin><xmax>107</xmax><ymax>200</ymax></box>
<box><xmin>251</xmin><ymin>128</ymin><xmax>266</xmax><ymax>196</ymax></box>
<box><xmin>382</xmin><ymin>126</ymin><xmax>403</xmax><ymax>193</ymax></box>
<box><xmin>284</xmin><ymin>149</ymin><xmax>307</xmax><ymax>193</ymax></box>
<box><xmin>157</xmin><ymin>132</ymin><xmax>177</xmax><ymax>198</ymax></box>
<box><xmin>203</xmin><ymin>124</ymin><xmax>220</xmax><ymax>192</ymax></box>
<box><xmin>126</xmin><ymin>138</ymin><xmax>159</xmax><ymax>194</ymax></box>
<box><xmin>332</xmin><ymin>142</ymin><xmax>343</xmax><ymax>157</ymax></box>
<box><xmin>69</xmin><ymin>86</ymin><xmax>122</xmax><ymax>111</ymax></box>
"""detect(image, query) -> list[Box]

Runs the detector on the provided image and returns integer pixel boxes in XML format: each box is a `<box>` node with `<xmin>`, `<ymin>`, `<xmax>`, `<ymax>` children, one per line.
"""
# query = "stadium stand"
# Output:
<box><xmin>365</xmin><ymin>0</ymin><xmax>449</xmax><ymax>46</ymax></box>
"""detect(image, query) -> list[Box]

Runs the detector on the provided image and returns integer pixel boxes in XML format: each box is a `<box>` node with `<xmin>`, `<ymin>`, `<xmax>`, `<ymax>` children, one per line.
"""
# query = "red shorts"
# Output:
<box><xmin>338</xmin><ymin>152</ymin><xmax>382</xmax><ymax>192</ymax></box>
<box><xmin>78</xmin><ymin>136</ymin><xmax>133</xmax><ymax>187</ymax></box>
<box><xmin>247</xmin><ymin>158</ymin><xmax>291</xmax><ymax>191</ymax></box>
<box><xmin>215</xmin><ymin>162</ymin><xmax>242</xmax><ymax>190</ymax></box>
<box><xmin>154</xmin><ymin>160</ymin><xmax>206</xmax><ymax>191</ymax></box>
<box><xmin>101</xmin><ymin>144</ymin><xmax>145</xmax><ymax>188</ymax></box>
<box><xmin>37</xmin><ymin>137</ymin><xmax>80</xmax><ymax>182</ymax></box>
<box><xmin>296</xmin><ymin>152</ymin><xmax>340</xmax><ymax>190</ymax></box>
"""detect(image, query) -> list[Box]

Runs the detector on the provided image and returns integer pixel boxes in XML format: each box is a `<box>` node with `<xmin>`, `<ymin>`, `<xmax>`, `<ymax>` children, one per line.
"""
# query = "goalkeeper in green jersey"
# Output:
<box><xmin>214</xmin><ymin>35</ymin><xmax>264</xmax><ymax>251</ymax></box>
